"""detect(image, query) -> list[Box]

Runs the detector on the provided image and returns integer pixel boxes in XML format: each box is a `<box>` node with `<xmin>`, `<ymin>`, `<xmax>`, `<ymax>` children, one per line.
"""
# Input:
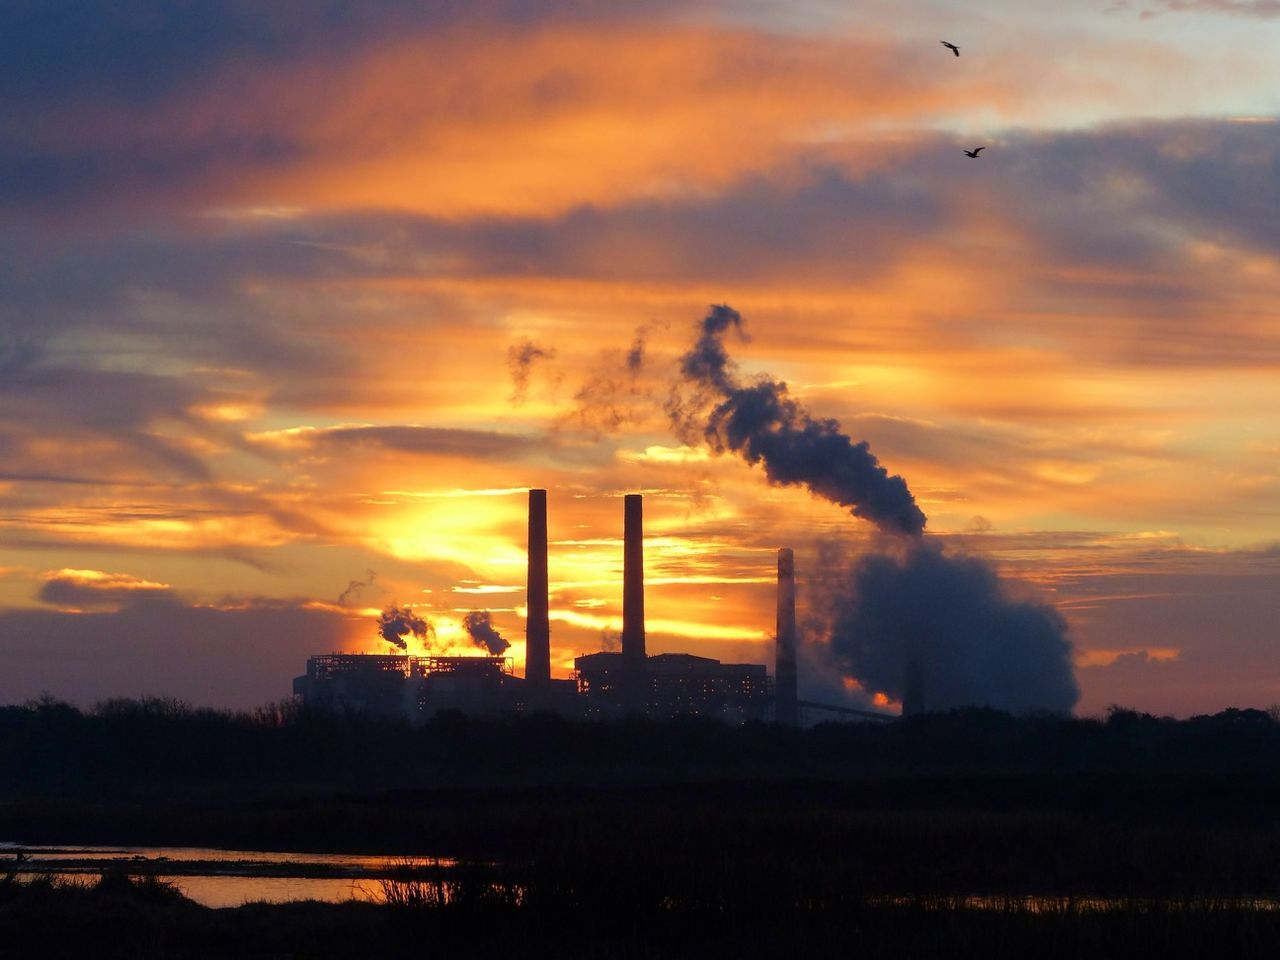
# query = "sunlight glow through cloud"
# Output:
<box><xmin>0</xmin><ymin>0</ymin><xmax>1277</xmax><ymax>714</ymax></box>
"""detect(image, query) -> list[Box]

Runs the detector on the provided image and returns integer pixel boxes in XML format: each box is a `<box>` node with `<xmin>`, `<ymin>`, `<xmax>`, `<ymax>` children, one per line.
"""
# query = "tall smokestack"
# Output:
<box><xmin>622</xmin><ymin>494</ymin><xmax>646</xmax><ymax>666</ymax></box>
<box><xmin>525</xmin><ymin>489</ymin><xmax>550</xmax><ymax>684</ymax></box>
<box><xmin>775</xmin><ymin>548</ymin><xmax>798</xmax><ymax>726</ymax></box>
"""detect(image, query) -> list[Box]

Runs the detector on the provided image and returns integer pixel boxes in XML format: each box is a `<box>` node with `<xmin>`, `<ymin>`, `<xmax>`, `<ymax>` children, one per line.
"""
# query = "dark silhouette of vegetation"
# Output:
<box><xmin>6</xmin><ymin>696</ymin><xmax>1280</xmax><ymax>798</ymax></box>
<box><xmin>4</xmin><ymin>867</ymin><xmax>1280</xmax><ymax>958</ymax></box>
<box><xmin>8</xmin><ymin>697</ymin><xmax>1280</xmax><ymax>925</ymax></box>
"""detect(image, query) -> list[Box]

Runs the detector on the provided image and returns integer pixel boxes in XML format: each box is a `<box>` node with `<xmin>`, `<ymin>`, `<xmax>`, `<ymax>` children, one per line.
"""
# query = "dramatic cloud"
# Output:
<box><xmin>0</xmin><ymin>1</ymin><xmax>692</xmax><ymax>106</ymax></box>
<box><xmin>37</xmin><ymin>569</ymin><xmax>174</xmax><ymax>610</ymax></box>
<box><xmin>0</xmin><ymin>365</ymin><xmax>216</xmax><ymax>482</ymax></box>
<box><xmin>0</xmin><ymin>2</ymin><xmax>1277</xmax><ymax>714</ymax></box>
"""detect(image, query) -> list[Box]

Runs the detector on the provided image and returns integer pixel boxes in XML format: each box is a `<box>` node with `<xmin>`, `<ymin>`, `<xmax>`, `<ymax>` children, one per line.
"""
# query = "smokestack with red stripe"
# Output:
<box><xmin>525</xmin><ymin>489</ymin><xmax>551</xmax><ymax>685</ymax></box>
<box><xmin>775</xmin><ymin>548</ymin><xmax>799</xmax><ymax>726</ymax></box>
<box><xmin>622</xmin><ymin>494</ymin><xmax>646</xmax><ymax>667</ymax></box>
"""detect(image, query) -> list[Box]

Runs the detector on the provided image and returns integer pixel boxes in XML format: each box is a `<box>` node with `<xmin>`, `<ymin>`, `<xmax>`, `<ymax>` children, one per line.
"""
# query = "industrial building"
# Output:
<box><xmin>294</xmin><ymin>489</ymin><xmax>821</xmax><ymax>725</ymax></box>
<box><xmin>292</xmin><ymin>654</ymin><xmax>521</xmax><ymax>719</ymax></box>
<box><xmin>575</xmin><ymin>652</ymin><xmax>771</xmax><ymax>723</ymax></box>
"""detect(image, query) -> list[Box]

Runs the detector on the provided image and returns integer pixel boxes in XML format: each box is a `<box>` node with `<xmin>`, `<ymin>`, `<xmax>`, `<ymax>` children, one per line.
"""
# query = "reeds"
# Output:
<box><xmin>4</xmin><ymin>867</ymin><xmax>1280</xmax><ymax>958</ymax></box>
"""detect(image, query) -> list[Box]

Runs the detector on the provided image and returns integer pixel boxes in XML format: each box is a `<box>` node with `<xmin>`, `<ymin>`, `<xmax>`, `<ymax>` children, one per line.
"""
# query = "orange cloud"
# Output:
<box><xmin>38</xmin><ymin>568</ymin><xmax>174</xmax><ymax>612</ymax></box>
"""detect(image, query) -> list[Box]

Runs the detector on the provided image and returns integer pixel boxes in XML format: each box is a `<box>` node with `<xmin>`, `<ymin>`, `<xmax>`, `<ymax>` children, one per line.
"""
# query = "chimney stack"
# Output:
<box><xmin>622</xmin><ymin>494</ymin><xmax>646</xmax><ymax>666</ymax></box>
<box><xmin>525</xmin><ymin>489</ymin><xmax>550</xmax><ymax>684</ymax></box>
<box><xmin>775</xmin><ymin>548</ymin><xmax>799</xmax><ymax>726</ymax></box>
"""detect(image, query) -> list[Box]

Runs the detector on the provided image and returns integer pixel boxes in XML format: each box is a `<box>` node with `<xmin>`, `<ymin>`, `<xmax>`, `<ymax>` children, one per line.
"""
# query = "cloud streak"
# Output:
<box><xmin>251</xmin><ymin>424</ymin><xmax>543</xmax><ymax>460</ymax></box>
<box><xmin>1147</xmin><ymin>1</ymin><xmax>1280</xmax><ymax>17</ymax></box>
<box><xmin>0</xmin><ymin>2</ymin><xmax>1276</xmax><ymax>714</ymax></box>
<box><xmin>37</xmin><ymin>569</ymin><xmax>174</xmax><ymax>610</ymax></box>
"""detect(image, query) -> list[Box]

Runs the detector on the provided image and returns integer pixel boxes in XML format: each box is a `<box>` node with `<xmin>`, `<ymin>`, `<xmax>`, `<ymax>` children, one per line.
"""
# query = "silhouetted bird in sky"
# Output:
<box><xmin>964</xmin><ymin>147</ymin><xmax>986</xmax><ymax>158</ymax></box>
<box><xmin>941</xmin><ymin>41</ymin><xmax>960</xmax><ymax>57</ymax></box>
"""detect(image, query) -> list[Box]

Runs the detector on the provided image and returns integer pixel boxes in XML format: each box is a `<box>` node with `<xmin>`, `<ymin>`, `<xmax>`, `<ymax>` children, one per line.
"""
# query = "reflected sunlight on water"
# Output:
<box><xmin>161</xmin><ymin>875</ymin><xmax>381</xmax><ymax>908</ymax></box>
<box><xmin>0</xmin><ymin>843</ymin><xmax>454</xmax><ymax>907</ymax></box>
<box><xmin>8</xmin><ymin>842</ymin><xmax>1280</xmax><ymax>912</ymax></box>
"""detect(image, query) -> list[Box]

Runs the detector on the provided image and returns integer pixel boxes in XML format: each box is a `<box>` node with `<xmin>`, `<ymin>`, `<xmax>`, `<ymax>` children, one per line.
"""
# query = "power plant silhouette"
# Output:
<box><xmin>294</xmin><ymin>490</ymin><xmax>892</xmax><ymax>725</ymax></box>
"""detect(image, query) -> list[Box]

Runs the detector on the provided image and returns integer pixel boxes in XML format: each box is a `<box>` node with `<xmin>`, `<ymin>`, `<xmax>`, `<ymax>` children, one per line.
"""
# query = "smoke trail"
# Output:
<box><xmin>672</xmin><ymin>305</ymin><xmax>926</xmax><ymax>537</ymax></box>
<box><xmin>625</xmin><ymin>324</ymin><xmax>653</xmax><ymax>376</ymax></box>
<box><xmin>507</xmin><ymin>338</ymin><xmax>556</xmax><ymax>405</ymax></box>
<box><xmin>462</xmin><ymin>610</ymin><xmax>511</xmax><ymax>655</ymax></box>
<box><xmin>376</xmin><ymin>605</ymin><xmax>433</xmax><ymax>651</ymax></box>
<box><xmin>569</xmin><ymin>321</ymin><xmax>663</xmax><ymax>435</ymax></box>
<box><xmin>338</xmin><ymin>569</ymin><xmax>377</xmax><ymax>606</ymax></box>
<box><xmin>672</xmin><ymin>305</ymin><xmax>1077</xmax><ymax>714</ymax></box>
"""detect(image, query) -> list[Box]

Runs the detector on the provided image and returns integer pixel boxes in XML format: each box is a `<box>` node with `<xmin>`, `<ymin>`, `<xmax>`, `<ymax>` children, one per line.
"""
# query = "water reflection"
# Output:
<box><xmin>8</xmin><ymin>843</ymin><xmax>1280</xmax><ymax>913</ymax></box>
<box><xmin>166</xmin><ymin>875</ymin><xmax>377</xmax><ymax>908</ymax></box>
<box><xmin>0</xmin><ymin>842</ymin><xmax>454</xmax><ymax>907</ymax></box>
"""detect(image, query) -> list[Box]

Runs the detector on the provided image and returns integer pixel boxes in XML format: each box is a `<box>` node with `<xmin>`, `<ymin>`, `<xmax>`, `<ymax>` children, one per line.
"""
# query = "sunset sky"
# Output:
<box><xmin>1</xmin><ymin>0</ymin><xmax>1278</xmax><ymax>716</ymax></box>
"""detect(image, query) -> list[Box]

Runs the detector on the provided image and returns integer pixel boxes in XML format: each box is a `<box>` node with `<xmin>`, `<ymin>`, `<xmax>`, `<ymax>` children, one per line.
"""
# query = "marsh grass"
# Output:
<box><xmin>3</xmin><ymin>867</ymin><xmax>1280</xmax><ymax>958</ymax></box>
<box><xmin>360</xmin><ymin>856</ymin><xmax>524</xmax><ymax>914</ymax></box>
<box><xmin>8</xmin><ymin>704</ymin><xmax>1280</xmax><ymax>954</ymax></box>
<box><xmin>10</xmin><ymin>785</ymin><xmax>1280</xmax><ymax>900</ymax></box>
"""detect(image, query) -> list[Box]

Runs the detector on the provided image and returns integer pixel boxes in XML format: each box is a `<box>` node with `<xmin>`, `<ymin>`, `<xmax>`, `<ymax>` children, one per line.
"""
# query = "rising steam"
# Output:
<box><xmin>673</xmin><ymin>305</ymin><xmax>1078</xmax><ymax>714</ymax></box>
<box><xmin>672</xmin><ymin>304</ymin><xmax>926</xmax><ymax>537</ymax></box>
<box><xmin>462</xmin><ymin>610</ymin><xmax>511</xmax><ymax>655</ymax></box>
<box><xmin>376</xmin><ymin>605</ymin><xmax>433</xmax><ymax>651</ymax></box>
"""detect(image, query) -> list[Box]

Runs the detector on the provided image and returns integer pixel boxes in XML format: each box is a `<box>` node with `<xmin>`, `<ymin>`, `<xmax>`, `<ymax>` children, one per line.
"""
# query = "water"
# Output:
<box><xmin>8</xmin><ymin>843</ymin><xmax>1280</xmax><ymax>913</ymax></box>
<box><xmin>0</xmin><ymin>842</ymin><xmax>454</xmax><ymax>908</ymax></box>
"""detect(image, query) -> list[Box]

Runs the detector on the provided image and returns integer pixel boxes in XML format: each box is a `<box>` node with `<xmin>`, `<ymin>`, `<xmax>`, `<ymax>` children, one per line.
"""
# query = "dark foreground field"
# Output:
<box><xmin>5</xmin><ymin>872</ymin><xmax>1280</xmax><ymax>960</ymax></box>
<box><xmin>5</xmin><ymin>700</ymin><xmax>1280</xmax><ymax>957</ymax></box>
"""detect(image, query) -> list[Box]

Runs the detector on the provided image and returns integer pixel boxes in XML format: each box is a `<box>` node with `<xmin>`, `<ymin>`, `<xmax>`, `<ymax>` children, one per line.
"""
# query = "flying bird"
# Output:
<box><xmin>941</xmin><ymin>41</ymin><xmax>960</xmax><ymax>57</ymax></box>
<box><xmin>963</xmin><ymin>147</ymin><xmax>986</xmax><ymax>158</ymax></box>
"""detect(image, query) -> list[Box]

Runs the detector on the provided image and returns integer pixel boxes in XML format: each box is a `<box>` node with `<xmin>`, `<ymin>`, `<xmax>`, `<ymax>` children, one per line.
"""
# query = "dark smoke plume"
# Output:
<box><xmin>811</xmin><ymin>541</ymin><xmax>1079</xmax><ymax>714</ymax></box>
<box><xmin>507</xmin><ymin>338</ymin><xmax>556</xmax><ymax>405</ymax></box>
<box><xmin>338</xmin><ymin>569</ymin><xmax>377</xmax><ymax>606</ymax></box>
<box><xmin>670</xmin><ymin>305</ymin><xmax>1077</xmax><ymax>714</ymax></box>
<box><xmin>462</xmin><ymin>610</ymin><xmax>510</xmax><ymax>655</ymax></box>
<box><xmin>672</xmin><ymin>305</ymin><xmax>926</xmax><ymax>537</ymax></box>
<box><xmin>625</xmin><ymin>325</ymin><xmax>650</xmax><ymax>375</ymax></box>
<box><xmin>376</xmin><ymin>605</ymin><xmax>433</xmax><ymax>651</ymax></box>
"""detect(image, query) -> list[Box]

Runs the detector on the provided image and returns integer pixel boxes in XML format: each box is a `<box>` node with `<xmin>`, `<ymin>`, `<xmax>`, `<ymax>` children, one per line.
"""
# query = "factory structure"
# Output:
<box><xmin>294</xmin><ymin>490</ymin><xmax>885</xmax><ymax>725</ymax></box>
